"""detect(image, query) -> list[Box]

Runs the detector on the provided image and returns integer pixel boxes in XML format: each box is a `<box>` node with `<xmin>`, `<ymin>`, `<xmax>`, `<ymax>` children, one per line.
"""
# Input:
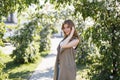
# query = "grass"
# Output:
<box><xmin>2</xmin><ymin>54</ymin><xmax>42</xmax><ymax>80</ymax></box>
<box><xmin>1</xmin><ymin>50</ymin><xmax>90</xmax><ymax>80</ymax></box>
<box><xmin>76</xmin><ymin>64</ymin><xmax>90</xmax><ymax>80</ymax></box>
<box><xmin>40</xmin><ymin>50</ymin><xmax>50</xmax><ymax>57</ymax></box>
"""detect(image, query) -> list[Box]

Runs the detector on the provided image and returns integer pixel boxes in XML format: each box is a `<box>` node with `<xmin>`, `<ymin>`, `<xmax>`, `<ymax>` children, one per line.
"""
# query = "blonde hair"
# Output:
<box><xmin>62</xmin><ymin>20</ymin><xmax>79</xmax><ymax>39</ymax></box>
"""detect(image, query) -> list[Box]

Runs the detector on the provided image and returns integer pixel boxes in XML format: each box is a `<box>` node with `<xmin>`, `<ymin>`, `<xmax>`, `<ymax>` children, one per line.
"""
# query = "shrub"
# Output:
<box><xmin>10</xmin><ymin>20</ymin><xmax>40</xmax><ymax>63</ymax></box>
<box><xmin>0</xmin><ymin>50</ymin><xmax>8</xmax><ymax>79</ymax></box>
<box><xmin>0</xmin><ymin>23</ymin><xmax>6</xmax><ymax>46</ymax></box>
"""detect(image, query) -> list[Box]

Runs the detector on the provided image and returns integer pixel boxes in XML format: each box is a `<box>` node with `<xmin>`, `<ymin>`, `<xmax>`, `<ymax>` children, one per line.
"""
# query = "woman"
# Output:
<box><xmin>54</xmin><ymin>20</ymin><xmax>80</xmax><ymax>80</ymax></box>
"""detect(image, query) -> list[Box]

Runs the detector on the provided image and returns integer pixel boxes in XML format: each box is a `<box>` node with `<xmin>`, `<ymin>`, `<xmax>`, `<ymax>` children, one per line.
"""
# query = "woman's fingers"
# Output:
<box><xmin>72</xmin><ymin>27</ymin><xmax>75</xmax><ymax>33</ymax></box>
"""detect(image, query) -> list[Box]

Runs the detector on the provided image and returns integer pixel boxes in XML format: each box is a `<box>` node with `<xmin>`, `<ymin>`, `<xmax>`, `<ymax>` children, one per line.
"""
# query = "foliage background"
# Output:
<box><xmin>0</xmin><ymin>0</ymin><xmax>120</xmax><ymax>80</ymax></box>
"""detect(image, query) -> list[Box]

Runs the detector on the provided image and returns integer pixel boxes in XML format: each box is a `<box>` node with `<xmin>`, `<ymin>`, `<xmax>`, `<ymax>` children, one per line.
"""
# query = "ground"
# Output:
<box><xmin>29</xmin><ymin>38</ymin><xmax>62</xmax><ymax>80</ymax></box>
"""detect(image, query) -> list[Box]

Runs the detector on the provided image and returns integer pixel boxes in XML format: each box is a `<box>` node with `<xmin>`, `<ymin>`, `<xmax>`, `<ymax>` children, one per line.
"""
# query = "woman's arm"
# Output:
<box><xmin>61</xmin><ymin>39</ymin><xmax>79</xmax><ymax>49</ymax></box>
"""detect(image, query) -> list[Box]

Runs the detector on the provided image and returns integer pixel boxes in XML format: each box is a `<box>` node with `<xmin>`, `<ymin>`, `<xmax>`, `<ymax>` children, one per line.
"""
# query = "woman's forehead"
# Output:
<box><xmin>64</xmin><ymin>24</ymin><xmax>69</xmax><ymax>27</ymax></box>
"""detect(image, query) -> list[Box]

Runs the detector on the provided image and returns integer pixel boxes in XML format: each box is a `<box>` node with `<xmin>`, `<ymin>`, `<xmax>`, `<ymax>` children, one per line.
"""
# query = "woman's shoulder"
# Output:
<box><xmin>71</xmin><ymin>37</ymin><xmax>79</xmax><ymax>41</ymax></box>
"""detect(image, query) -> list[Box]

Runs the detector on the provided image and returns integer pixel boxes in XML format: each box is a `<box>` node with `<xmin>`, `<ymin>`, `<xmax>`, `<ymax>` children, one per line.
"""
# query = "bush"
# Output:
<box><xmin>39</xmin><ymin>25</ymin><xmax>51</xmax><ymax>52</ymax></box>
<box><xmin>0</xmin><ymin>23</ymin><xmax>6</xmax><ymax>46</ymax></box>
<box><xmin>10</xmin><ymin>20</ymin><xmax>40</xmax><ymax>64</ymax></box>
<box><xmin>0</xmin><ymin>50</ymin><xmax>8</xmax><ymax>79</ymax></box>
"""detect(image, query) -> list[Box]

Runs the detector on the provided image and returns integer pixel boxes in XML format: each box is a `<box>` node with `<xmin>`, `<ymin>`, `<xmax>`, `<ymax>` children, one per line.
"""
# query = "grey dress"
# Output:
<box><xmin>53</xmin><ymin>38</ymin><xmax>77</xmax><ymax>80</ymax></box>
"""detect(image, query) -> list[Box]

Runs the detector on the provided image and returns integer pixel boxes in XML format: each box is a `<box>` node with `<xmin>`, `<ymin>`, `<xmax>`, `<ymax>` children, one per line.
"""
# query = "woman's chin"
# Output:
<box><xmin>66</xmin><ymin>33</ymin><xmax>70</xmax><ymax>36</ymax></box>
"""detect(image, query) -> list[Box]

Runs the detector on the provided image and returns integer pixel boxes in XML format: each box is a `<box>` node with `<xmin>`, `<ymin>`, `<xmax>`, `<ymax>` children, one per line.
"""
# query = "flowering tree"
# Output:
<box><xmin>49</xmin><ymin>0</ymin><xmax>120</xmax><ymax>79</ymax></box>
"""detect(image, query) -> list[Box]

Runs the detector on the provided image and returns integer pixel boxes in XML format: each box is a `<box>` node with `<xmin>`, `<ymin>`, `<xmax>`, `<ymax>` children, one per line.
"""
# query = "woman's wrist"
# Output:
<box><xmin>71</xmin><ymin>27</ymin><xmax>74</xmax><ymax>36</ymax></box>
<box><xmin>69</xmin><ymin>31</ymin><xmax>74</xmax><ymax>37</ymax></box>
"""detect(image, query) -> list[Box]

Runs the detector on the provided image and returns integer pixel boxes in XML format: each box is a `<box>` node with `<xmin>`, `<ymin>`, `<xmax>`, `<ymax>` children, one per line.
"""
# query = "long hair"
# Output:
<box><xmin>62</xmin><ymin>20</ymin><xmax>79</xmax><ymax>39</ymax></box>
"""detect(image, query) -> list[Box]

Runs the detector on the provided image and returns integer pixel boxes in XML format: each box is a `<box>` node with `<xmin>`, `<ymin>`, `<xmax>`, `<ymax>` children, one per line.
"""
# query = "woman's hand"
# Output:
<box><xmin>71</xmin><ymin>27</ymin><xmax>75</xmax><ymax>33</ymax></box>
<box><xmin>70</xmin><ymin>27</ymin><xmax>75</xmax><ymax>37</ymax></box>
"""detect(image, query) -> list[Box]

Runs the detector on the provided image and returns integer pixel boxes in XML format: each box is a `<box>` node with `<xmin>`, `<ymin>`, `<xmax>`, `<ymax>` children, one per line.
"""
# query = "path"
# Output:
<box><xmin>0</xmin><ymin>43</ymin><xmax>15</xmax><ymax>54</ymax></box>
<box><xmin>29</xmin><ymin>38</ymin><xmax>62</xmax><ymax>80</ymax></box>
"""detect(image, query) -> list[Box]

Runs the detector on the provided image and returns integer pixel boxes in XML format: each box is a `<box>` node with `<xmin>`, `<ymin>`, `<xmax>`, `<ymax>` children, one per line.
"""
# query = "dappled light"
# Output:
<box><xmin>0</xmin><ymin>0</ymin><xmax>120</xmax><ymax>80</ymax></box>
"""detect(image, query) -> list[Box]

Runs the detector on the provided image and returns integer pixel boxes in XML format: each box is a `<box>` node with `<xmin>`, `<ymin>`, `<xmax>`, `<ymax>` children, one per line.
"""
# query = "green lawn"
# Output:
<box><xmin>2</xmin><ymin>54</ymin><xmax>42</xmax><ymax>80</ymax></box>
<box><xmin>1</xmin><ymin>52</ymin><xmax>89</xmax><ymax>80</ymax></box>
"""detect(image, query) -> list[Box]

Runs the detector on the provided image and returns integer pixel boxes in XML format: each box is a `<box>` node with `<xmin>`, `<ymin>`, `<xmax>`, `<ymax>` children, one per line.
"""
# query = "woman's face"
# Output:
<box><xmin>63</xmin><ymin>24</ymin><xmax>71</xmax><ymax>36</ymax></box>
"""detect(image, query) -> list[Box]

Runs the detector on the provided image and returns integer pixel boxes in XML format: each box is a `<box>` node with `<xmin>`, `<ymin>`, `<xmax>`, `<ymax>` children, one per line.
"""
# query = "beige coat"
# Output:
<box><xmin>54</xmin><ymin>39</ymin><xmax>77</xmax><ymax>80</ymax></box>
